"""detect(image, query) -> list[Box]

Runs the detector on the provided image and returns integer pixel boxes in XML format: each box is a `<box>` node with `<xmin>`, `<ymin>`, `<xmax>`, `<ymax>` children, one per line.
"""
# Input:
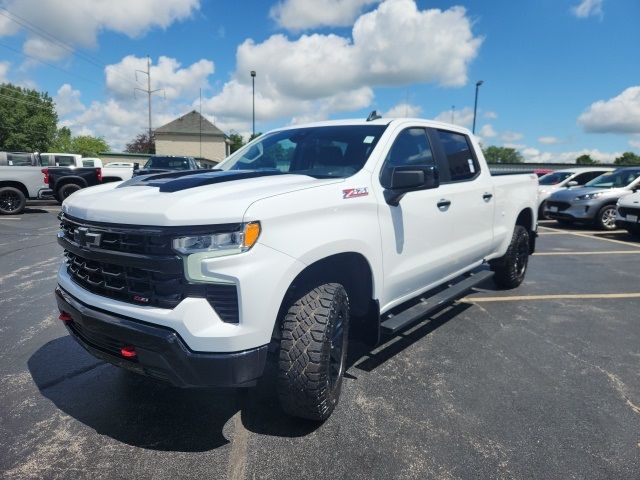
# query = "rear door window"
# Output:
<box><xmin>435</xmin><ymin>130</ymin><xmax>480</xmax><ymax>183</ymax></box>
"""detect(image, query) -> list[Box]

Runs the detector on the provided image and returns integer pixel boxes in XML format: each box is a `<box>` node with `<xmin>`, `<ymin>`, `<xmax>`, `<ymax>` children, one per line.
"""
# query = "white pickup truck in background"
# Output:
<box><xmin>0</xmin><ymin>152</ymin><xmax>49</xmax><ymax>214</ymax></box>
<box><xmin>40</xmin><ymin>153</ymin><xmax>134</xmax><ymax>182</ymax></box>
<box><xmin>55</xmin><ymin>117</ymin><xmax>538</xmax><ymax>421</ymax></box>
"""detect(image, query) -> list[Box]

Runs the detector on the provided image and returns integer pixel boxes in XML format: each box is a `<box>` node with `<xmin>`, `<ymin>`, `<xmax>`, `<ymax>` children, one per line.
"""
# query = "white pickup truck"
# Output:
<box><xmin>55</xmin><ymin>117</ymin><xmax>538</xmax><ymax>420</ymax></box>
<box><xmin>40</xmin><ymin>153</ymin><xmax>134</xmax><ymax>183</ymax></box>
<box><xmin>0</xmin><ymin>152</ymin><xmax>49</xmax><ymax>215</ymax></box>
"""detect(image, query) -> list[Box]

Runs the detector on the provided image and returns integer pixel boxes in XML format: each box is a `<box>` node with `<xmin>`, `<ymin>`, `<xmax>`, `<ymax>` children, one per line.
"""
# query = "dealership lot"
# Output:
<box><xmin>1</xmin><ymin>206</ymin><xmax>639</xmax><ymax>480</ymax></box>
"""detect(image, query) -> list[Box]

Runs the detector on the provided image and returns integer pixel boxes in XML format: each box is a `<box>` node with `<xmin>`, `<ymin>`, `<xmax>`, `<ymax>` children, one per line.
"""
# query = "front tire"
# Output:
<box><xmin>277</xmin><ymin>283</ymin><xmax>349</xmax><ymax>421</ymax></box>
<box><xmin>0</xmin><ymin>186</ymin><xmax>26</xmax><ymax>215</ymax></box>
<box><xmin>595</xmin><ymin>204</ymin><xmax>617</xmax><ymax>231</ymax></box>
<box><xmin>491</xmin><ymin>225</ymin><xmax>530</xmax><ymax>289</ymax></box>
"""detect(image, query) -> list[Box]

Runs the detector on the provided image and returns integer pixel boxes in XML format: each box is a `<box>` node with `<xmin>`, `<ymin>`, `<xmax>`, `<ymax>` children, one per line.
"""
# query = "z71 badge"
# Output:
<box><xmin>342</xmin><ymin>187</ymin><xmax>369</xmax><ymax>199</ymax></box>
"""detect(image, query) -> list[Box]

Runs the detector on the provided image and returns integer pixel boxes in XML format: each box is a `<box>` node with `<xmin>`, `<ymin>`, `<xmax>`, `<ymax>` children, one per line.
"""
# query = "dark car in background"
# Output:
<box><xmin>133</xmin><ymin>155</ymin><xmax>201</xmax><ymax>176</ymax></box>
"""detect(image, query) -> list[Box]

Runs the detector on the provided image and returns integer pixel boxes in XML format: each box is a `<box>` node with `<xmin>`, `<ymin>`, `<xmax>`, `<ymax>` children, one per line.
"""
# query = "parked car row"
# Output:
<box><xmin>0</xmin><ymin>152</ymin><xmax>204</xmax><ymax>214</ymax></box>
<box><xmin>539</xmin><ymin>167</ymin><xmax>640</xmax><ymax>234</ymax></box>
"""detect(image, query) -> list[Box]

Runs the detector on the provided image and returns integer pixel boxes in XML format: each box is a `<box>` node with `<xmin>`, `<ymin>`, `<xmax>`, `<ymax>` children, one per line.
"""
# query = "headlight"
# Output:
<box><xmin>575</xmin><ymin>192</ymin><xmax>604</xmax><ymax>201</ymax></box>
<box><xmin>172</xmin><ymin>222</ymin><xmax>261</xmax><ymax>255</ymax></box>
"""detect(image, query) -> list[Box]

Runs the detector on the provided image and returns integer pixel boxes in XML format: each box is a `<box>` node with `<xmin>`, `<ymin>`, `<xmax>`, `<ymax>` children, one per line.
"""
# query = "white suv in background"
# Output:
<box><xmin>537</xmin><ymin>167</ymin><xmax>613</xmax><ymax>218</ymax></box>
<box><xmin>616</xmin><ymin>190</ymin><xmax>640</xmax><ymax>238</ymax></box>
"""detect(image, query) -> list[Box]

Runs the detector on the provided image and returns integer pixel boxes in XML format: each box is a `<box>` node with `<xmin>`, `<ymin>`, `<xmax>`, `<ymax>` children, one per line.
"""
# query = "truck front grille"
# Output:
<box><xmin>60</xmin><ymin>214</ymin><xmax>240</xmax><ymax>323</ymax></box>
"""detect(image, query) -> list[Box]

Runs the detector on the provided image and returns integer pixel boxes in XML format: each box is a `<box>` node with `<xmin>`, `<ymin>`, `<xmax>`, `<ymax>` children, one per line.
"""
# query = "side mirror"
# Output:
<box><xmin>566</xmin><ymin>180</ymin><xmax>578</xmax><ymax>187</ymax></box>
<box><xmin>133</xmin><ymin>163</ymin><xmax>140</xmax><ymax>171</ymax></box>
<box><xmin>384</xmin><ymin>165</ymin><xmax>439</xmax><ymax>206</ymax></box>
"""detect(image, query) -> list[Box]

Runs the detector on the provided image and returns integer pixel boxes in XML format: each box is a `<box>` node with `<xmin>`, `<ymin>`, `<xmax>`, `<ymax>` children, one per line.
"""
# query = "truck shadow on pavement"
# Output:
<box><xmin>28</xmin><ymin>302</ymin><xmax>471</xmax><ymax>452</ymax></box>
<box><xmin>28</xmin><ymin>337</ymin><xmax>321</xmax><ymax>452</ymax></box>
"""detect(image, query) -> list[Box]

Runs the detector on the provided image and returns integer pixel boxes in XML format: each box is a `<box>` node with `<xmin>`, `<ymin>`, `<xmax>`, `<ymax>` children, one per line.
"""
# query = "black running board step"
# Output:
<box><xmin>380</xmin><ymin>270</ymin><xmax>494</xmax><ymax>335</ymax></box>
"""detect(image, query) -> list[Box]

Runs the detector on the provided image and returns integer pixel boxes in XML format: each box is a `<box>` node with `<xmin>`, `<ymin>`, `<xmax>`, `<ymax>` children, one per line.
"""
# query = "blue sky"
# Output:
<box><xmin>1</xmin><ymin>0</ymin><xmax>639</xmax><ymax>162</ymax></box>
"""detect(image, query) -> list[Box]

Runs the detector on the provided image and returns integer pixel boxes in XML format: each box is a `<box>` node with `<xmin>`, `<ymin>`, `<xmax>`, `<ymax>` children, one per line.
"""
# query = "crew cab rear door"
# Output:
<box><xmin>427</xmin><ymin>128</ymin><xmax>495</xmax><ymax>270</ymax></box>
<box><xmin>375</xmin><ymin>126</ymin><xmax>458</xmax><ymax>309</ymax></box>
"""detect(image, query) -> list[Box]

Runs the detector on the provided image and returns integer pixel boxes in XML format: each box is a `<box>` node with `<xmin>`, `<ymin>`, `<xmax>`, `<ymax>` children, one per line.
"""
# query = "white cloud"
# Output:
<box><xmin>270</xmin><ymin>0</ymin><xmax>380</xmax><ymax>30</ymax></box>
<box><xmin>571</xmin><ymin>0</ymin><xmax>603</xmax><ymax>19</ymax></box>
<box><xmin>207</xmin><ymin>0</ymin><xmax>481</xmax><ymax>127</ymax></box>
<box><xmin>629</xmin><ymin>135</ymin><xmax>640</xmax><ymax>149</ymax></box>
<box><xmin>0</xmin><ymin>0</ymin><xmax>200</xmax><ymax>61</ymax></box>
<box><xmin>0</xmin><ymin>61</ymin><xmax>9</xmax><ymax>83</ymax></box>
<box><xmin>500</xmin><ymin>131</ymin><xmax>524</xmax><ymax>142</ymax></box>
<box><xmin>483</xmin><ymin>111</ymin><xmax>497</xmax><ymax>119</ymax></box>
<box><xmin>105</xmin><ymin>55</ymin><xmax>214</xmax><ymax>100</ymax></box>
<box><xmin>54</xmin><ymin>84</ymin><xmax>85</xmax><ymax>117</ymax></box>
<box><xmin>434</xmin><ymin>106</ymin><xmax>474</xmax><ymax>127</ymax></box>
<box><xmin>479</xmin><ymin>124</ymin><xmax>497</xmax><ymax>138</ymax></box>
<box><xmin>537</xmin><ymin>136</ymin><xmax>563</xmax><ymax>145</ymax></box>
<box><xmin>384</xmin><ymin>102</ymin><xmax>422</xmax><ymax>118</ymax></box>
<box><xmin>578</xmin><ymin>86</ymin><xmax>640</xmax><ymax>134</ymax></box>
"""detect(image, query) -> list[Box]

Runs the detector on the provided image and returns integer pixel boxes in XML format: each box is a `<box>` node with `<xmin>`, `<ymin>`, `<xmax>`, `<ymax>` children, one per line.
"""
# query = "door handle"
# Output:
<box><xmin>437</xmin><ymin>199</ymin><xmax>451</xmax><ymax>209</ymax></box>
<box><xmin>482</xmin><ymin>192</ymin><xmax>493</xmax><ymax>201</ymax></box>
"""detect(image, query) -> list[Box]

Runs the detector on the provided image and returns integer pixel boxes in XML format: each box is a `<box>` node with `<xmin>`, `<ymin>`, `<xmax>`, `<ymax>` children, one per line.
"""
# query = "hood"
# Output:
<box><xmin>548</xmin><ymin>186</ymin><xmax>624</xmax><ymax>201</ymax></box>
<box><xmin>62</xmin><ymin>171</ymin><xmax>341</xmax><ymax>225</ymax></box>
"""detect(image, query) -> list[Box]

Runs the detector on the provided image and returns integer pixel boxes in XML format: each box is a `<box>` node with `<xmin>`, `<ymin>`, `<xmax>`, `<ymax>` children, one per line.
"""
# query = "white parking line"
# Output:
<box><xmin>0</xmin><ymin>217</ymin><xmax>21</xmax><ymax>220</ymax></box>
<box><xmin>466</xmin><ymin>293</ymin><xmax>640</xmax><ymax>302</ymax></box>
<box><xmin>538</xmin><ymin>226</ymin><xmax>640</xmax><ymax>248</ymax></box>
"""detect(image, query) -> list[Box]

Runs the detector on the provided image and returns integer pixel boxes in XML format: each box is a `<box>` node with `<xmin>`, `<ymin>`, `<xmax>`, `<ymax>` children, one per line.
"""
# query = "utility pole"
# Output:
<box><xmin>135</xmin><ymin>55</ymin><xmax>164</xmax><ymax>150</ymax></box>
<box><xmin>451</xmin><ymin>105</ymin><xmax>455</xmax><ymax>124</ymax></box>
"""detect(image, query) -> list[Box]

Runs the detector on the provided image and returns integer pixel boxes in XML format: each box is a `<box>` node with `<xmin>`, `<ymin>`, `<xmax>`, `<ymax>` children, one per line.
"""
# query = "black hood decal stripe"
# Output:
<box><xmin>118</xmin><ymin>169</ymin><xmax>288</xmax><ymax>192</ymax></box>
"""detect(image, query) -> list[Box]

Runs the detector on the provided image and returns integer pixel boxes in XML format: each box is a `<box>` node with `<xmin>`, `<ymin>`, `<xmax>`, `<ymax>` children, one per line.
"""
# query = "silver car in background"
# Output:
<box><xmin>537</xmin><ymin>167</ymin><xmax>613</xmax><ymax>219</ymax></box>
<box><xmin>545</xmin><ymin>167</ymin><xmax>640</xmax><ymax>230</ymax></box>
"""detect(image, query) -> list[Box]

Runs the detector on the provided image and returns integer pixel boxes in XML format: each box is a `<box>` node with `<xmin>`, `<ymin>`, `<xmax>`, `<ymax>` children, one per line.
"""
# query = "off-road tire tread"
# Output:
<box><xmin>492</xmin><ymin>225</ymin><xmax>530</xmax><ymax>289</ymax></box>
<box><xmin>277</xmin><ymin>283</ymin><xmax>349</xmax><ymax>421</ymax></box>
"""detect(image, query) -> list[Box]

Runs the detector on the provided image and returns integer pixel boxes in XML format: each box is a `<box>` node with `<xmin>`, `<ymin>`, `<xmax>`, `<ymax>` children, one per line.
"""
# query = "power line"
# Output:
<box><xmin>0</xmin><ymin>7</ymin><xmax>140</xmax><ymax>88</ymax></box>
<box><xmin>0</xmin><ymin>40</ymin><xmax>103</xmax><ymax>87</ymax></box>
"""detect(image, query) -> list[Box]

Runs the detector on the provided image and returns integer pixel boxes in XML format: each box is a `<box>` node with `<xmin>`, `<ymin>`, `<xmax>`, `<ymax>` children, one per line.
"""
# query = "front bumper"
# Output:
<box><xmin>545</xmin><ymin>201</ymin><xmax>597</xmax><ymax>221</ymax></box>
<box><xmin>55</xmin><ymin>287</ymin><xmax>268</xmax><ymax>387</ymax></box>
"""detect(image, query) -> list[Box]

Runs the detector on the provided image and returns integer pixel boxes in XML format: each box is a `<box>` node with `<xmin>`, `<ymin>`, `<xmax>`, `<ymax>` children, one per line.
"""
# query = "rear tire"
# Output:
<box><xmin>595</xmin><ymin>204</ymin><xmax>617</xmax><ymax>231</ymax></box>
<box><xmin>57</xmin><ymin>183</ymin><xmax>81</xmax><ymax>202</ymax></box>
<box><xmin>0</xmin><ymin>186</ymin><xmax>26</xmax><ymax>215</ymax></box>
<box><xmin>491</xmin><ymin>225</ymin><xmax>530</xmax><ymax>289</ymax></box>
<box><xmin>277</xmin><ymin>283</ymin><xmax>349</xmax><ymax>421</ymax></box>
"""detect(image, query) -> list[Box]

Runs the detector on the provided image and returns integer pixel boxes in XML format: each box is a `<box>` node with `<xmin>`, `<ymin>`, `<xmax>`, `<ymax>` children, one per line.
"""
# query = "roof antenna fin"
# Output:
<box><xmin>366</xmin><ymin>110</ymin><xmax>382</xmax><ymax>122</ymax></box>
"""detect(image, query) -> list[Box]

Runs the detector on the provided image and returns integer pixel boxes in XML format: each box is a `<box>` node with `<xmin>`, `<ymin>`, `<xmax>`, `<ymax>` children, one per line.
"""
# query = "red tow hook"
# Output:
<box><xmin>120</xmin><ymin>346</ymin><xmax>137</xmax><ymax>359</ymax></box>
<box><xmin>58</xmin><ymin>311</ymin><xmax>72</xmax><ymax>323</ymax></box>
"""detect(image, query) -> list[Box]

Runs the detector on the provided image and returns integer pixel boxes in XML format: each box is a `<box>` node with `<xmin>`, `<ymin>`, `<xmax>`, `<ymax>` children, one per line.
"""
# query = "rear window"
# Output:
<box><xmin>436</xmin><ymin>130</ymin><xmax>479</xmax><ymax>182</ymax></box>
<box><xmin>6</xmin><ymin>153</ymin><xmax>34</xmax><ymax>166</ymax></box>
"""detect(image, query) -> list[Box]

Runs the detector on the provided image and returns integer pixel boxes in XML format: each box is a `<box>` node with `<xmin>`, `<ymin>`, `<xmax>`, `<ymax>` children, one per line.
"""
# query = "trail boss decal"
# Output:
<box><xmin>342</xmin><ymin>187</ymin><xmax>369</xmax><ymax>199</ymax></box>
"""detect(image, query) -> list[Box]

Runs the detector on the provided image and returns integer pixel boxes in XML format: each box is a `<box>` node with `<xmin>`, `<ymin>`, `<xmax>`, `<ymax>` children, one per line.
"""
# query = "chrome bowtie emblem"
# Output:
<box><xmin>73</xmin><ymin>227</ymin><xmax>102</xmax><ymax>248</ymax></box>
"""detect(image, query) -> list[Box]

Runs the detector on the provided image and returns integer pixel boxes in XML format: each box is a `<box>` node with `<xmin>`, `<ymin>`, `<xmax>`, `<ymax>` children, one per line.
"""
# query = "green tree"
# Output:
<box><xmin>125</xmin><ymin>132</ymin><xmax>155</xmax><ymax>154</ymax></box>
<box><xmin>228</xmin><ymin>132</ymin><xmax>244</xmax><ymax>153</ymax></box>
<box><xmin>249</xmin><ymin>132</ymin><xmax>262</xmax><ymax>141</ymax></box>
<box><xmin>50</xmin><ymin>126</ymin><xmax>73</xmax><ymax>152</ymax></box>
<box><xmin>0</xmin><ymin>83</ymin><xmax>58</xmax><ymax>151</ymax></box>
<box><xmin>614</xmin><ymin>152</ymin><xmax>640</xmax><ymax>166</ymax></box>
<box><xmin>70</xmin><ymin>135</ymin><xmax>110</xmax><ymax>156</ymax></box>
<box><xmin>483</xmin><ymin>145</ymin><xmax>524</xmax><ymax>164</ymax></box>
<box><xmin>576</xmin><ymin>154</ymin><xmax>597</xmax><ymax>165</ymax></box>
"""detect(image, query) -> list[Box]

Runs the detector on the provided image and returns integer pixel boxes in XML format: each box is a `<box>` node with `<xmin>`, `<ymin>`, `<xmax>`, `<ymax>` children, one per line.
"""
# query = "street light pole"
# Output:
<box><xmin>250</xmin><ymin>70</ymin><xmax>256</xmax><ymax>137</ymax></box>
<box><xmin>472</xmin><ymin>80</ymin><xmax>484</xmax><ymax>134</ymax></box>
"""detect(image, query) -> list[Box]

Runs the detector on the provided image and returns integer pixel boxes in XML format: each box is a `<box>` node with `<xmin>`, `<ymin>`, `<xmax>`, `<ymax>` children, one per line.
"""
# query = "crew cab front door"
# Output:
<box><xmin>376</xmin><ymin>126</ymin><xmax>459</xmax><ymax>311</ymax></box>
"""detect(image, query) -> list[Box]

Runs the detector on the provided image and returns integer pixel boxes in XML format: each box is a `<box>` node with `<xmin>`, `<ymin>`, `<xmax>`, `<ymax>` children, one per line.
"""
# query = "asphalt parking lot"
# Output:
<box><xmin>1</xmin><ymin>205</ymin><xmax>639</xmax><ymax>480</ymax></box>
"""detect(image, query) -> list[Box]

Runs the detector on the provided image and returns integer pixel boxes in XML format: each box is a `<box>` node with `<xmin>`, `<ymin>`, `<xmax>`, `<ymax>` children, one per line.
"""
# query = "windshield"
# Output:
<box><xmin>144</xmin><ymin>156</ymin><xmax>192</xmax><ymax>170</ymax></box>
<box><xmin>585</xmin><ymin>169</ymin><xmax>640</xmax><ymax>188</ymax></box>
<box><xmin>218</xmin><ymin>125</ymin><xmax>387</xmax><ymax>178</ymax></box>
<box><xmin>538</xmin><ymin>171</ymin><xmax>573</xmax><ymax>185</ymax></box>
